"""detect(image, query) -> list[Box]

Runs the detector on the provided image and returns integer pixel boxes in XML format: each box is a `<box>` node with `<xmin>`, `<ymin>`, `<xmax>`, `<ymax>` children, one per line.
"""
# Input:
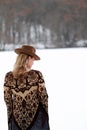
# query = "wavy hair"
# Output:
<box><xmin>13</xmin><ymin>53</ymin><xmax>29</xmax><ymax>78</ymax></box>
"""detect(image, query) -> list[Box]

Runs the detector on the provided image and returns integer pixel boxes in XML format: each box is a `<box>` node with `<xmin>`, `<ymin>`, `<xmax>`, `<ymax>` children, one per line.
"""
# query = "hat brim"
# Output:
<box><xmin>15</xmin><ymin>48</ymin><xmax>40</xmax><ymax>60</ymax></box>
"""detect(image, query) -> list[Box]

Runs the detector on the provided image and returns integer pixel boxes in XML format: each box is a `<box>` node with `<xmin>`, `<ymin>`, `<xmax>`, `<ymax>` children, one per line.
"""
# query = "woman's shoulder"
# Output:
<box><xmin>26</xmin><ymin>69</ymin><xmax>43</xmax><ymax>79</ymax></box>
<box><xmin>4</xmin><ymin>71</ymin><xmax>13</xmax><ymax>84</ymax></box>
<box><xmin>30</xmin><ymin>69</ymin><xmax>43</xmax><ymax>76</ymax></box>
<box><xmin>5</xmin><ymin>71</ymin><xmax>13</xmax><ymax>77</ymax></box>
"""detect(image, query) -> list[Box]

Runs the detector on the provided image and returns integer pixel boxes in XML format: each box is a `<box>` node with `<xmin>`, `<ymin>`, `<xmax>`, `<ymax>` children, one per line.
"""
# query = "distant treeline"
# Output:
<box><xmin>0</xmin><ymin>0</ymin><xmax>87</xmax><ymax>50</ymax></box>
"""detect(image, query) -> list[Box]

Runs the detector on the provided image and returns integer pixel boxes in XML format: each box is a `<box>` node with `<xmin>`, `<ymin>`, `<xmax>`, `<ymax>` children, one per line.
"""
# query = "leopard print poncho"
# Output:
<box><xmin>4</xmin><ymin>70</ymin><xmax>48</xmax><ymax>130</ymax></box>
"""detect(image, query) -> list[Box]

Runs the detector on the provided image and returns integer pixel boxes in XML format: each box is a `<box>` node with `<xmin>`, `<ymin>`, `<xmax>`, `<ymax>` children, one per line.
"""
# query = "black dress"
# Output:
<box><xmin>9</xmin><ymin>103</ymin><xmax>50</xmax><ymax>130</ymax></box>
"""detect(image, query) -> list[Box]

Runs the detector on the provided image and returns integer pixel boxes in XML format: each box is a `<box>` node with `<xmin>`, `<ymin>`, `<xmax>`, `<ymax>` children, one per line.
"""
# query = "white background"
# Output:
<box><xmin>0</xmin><ymin>48</ymin><xmax>87</xmax><ymax>130</ymax></box>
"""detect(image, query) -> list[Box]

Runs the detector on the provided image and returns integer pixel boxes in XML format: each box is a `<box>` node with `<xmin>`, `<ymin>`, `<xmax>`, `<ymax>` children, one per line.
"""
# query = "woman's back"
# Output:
<box><xmin>4</xmin><ymin>70</ymin><xmax>49</xmax><ymax>130</ymax></box>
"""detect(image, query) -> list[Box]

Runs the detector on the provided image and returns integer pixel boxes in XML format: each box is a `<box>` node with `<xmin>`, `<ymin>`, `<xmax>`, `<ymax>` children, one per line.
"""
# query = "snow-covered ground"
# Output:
<box><xmin>0</xmin><ymin>48</ymin><xmax>87</xmax><ymax>130</ymax></box>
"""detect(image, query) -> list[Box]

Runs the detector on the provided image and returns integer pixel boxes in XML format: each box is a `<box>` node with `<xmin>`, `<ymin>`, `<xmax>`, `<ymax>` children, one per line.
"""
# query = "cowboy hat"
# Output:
<box><xmin>15</xmin><ymin>45</ymin><xmax>40</xmax><ymax>60</ymax></box>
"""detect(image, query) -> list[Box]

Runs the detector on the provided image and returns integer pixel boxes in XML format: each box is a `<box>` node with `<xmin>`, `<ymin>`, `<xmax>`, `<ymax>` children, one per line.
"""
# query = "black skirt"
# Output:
<box><xmin>8</xmin><ymin>103</ymin><xmax>50</xmax><ymax>130</ymax></box>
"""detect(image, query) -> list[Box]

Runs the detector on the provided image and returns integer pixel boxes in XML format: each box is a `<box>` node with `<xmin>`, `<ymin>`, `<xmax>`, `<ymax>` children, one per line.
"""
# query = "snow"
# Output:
<box><xmin>0</xmin><ymin>48</ymin><xmax>87</xmax><ymax>130</ymax></box>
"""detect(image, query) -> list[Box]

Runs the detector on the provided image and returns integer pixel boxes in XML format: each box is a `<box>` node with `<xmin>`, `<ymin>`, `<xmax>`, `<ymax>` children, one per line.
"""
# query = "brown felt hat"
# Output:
<box><xmin>15</xmin><ymin>45</ymin><xmax>40</xmax><ymax>60</ymax></box>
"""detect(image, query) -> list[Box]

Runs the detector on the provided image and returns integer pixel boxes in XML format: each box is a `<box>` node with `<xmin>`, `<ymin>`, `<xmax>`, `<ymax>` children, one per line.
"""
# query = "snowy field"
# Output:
<box><xmin>0</xmin><ymin>48</ymin><xmax>87</xmax><ymax>130</ymax></box>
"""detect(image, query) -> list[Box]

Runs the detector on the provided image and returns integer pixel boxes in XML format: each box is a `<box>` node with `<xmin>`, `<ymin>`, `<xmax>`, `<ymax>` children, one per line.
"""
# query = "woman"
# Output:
<box><xmin>4</xmin><ymin>45</ymin><xmax>50</xmax><ymax>130</ymax></box>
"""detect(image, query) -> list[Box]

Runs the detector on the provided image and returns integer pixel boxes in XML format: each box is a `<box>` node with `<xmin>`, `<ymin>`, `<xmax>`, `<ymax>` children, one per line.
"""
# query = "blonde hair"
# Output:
<box><xmin>13</xmin><ymin>53</ymin><xmax>29</xmax><ymax>78</ymax></box>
